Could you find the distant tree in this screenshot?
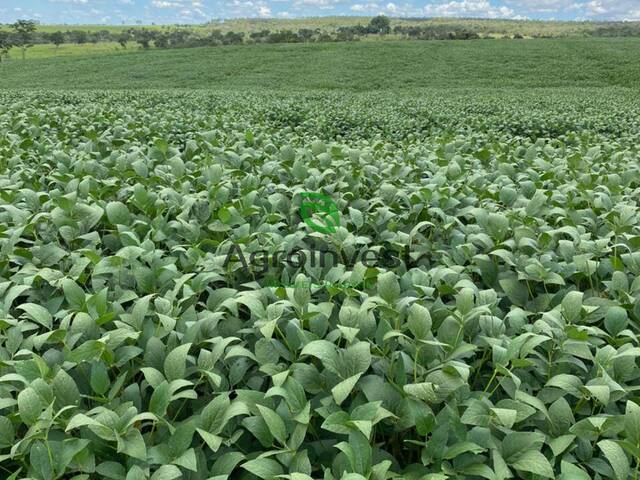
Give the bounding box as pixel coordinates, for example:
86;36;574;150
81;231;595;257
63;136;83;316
298;28;314;42
134;29;155;49
250;29;271;43
0;31;12;63
97;30;112;42
222;31;244;45
336;27;356;42
12;19;37;60
50;31;65;50
169;29;192;47
368;15;391;35
74;31;88;44
154;32;170;48
117;31;132;49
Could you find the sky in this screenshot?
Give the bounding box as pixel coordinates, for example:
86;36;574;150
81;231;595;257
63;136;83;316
0;0;639;24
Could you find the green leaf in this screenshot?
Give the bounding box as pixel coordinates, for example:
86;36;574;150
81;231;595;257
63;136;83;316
546;374;583;397
174;448;197;471
90;361;110;395
604;306;628;336
18;387;44;426
407;302;432;340
150;465;182;480
403;382;438;403
149;381;171;417
30;441;53;480
561;291;583;323
584;384;610;405
62;278;85;310
197;428;223;452
498;278;528;307
502;431;545;461
626;401;640;445
256;405;287;445
212;452;245;476
164;343;192;382
490;407;517;428
548;434;576;457
126;466;147;480
284;474;314;480
105;201;131;225
242;458;284;479
332;373;362;406
598;439;630;480
117;428;147;461
377;271;400;304
559;461;590;480
66;413;103;431
487;213;509;240
18;303;52;329
200;394;231;433
510;450;554;479
52;369;80;407
300;340;336;365
443;441;486;460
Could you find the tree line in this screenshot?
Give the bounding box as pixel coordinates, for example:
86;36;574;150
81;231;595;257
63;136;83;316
1;17;392;60
2;16;640;61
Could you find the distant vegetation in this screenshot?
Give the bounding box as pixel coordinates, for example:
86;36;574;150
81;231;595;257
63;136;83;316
1;37;639;91
2;16;640;60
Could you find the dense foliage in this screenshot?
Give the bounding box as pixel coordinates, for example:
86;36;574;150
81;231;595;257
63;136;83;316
3;15;640;60
1;90;640;479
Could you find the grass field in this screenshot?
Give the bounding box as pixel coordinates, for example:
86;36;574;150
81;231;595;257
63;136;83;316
1;37;639;90
4;42;136;60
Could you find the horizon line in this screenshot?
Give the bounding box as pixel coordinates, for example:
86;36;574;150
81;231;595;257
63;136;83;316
2;16;640;27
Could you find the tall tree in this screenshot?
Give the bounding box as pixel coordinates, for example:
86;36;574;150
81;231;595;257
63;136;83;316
12;19;37;60
0;30;13;63
134;29;155;49
368;15;391;35
0;31;11;63
117;31;132;49
50;31;65;50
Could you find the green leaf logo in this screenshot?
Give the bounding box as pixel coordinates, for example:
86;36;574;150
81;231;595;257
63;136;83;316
299;192;341;234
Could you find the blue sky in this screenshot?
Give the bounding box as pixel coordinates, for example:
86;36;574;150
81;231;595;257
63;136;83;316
0;0;638;24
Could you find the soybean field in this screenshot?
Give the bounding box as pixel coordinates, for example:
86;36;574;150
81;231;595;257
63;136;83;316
1;87;640;480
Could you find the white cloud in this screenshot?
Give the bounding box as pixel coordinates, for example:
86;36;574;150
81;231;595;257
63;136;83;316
424;0;516;18
293;0;342;9
150;0;205;9
504;0;574;12
48;0;89;4
506;0;640;19
222;0;275;18
151;0;181;7
258;4;271;15
582;0;607;15
350;2;379;11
